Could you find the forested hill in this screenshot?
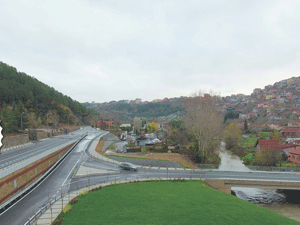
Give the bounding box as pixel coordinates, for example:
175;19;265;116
0;62;96;134
85;100;185;122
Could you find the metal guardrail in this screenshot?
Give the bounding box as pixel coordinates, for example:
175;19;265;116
0;133;88;217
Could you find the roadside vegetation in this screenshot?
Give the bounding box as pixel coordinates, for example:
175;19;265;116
57;180;298;225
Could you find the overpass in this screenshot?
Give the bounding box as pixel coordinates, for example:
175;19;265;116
206;179;300;194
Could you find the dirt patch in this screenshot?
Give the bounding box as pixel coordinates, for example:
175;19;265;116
95;139;197;168
105;152;197;169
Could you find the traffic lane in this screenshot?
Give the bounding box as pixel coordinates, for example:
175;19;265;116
0;135;91;225
0;128;89;167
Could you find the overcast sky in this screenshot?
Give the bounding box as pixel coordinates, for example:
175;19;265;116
1;0;300;103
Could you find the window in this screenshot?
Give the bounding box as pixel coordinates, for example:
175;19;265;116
297;157;300;161
292;156;295;159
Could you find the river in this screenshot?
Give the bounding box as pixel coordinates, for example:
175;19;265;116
219;144;300;222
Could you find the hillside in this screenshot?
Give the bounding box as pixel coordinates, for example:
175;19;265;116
0;62;97;134
219;76;300;126
85;99;185;122
85;76;300;126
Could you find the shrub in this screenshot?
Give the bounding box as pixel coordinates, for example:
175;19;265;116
79;190;88;196
141;146;147;153
70;197;78;205
63;204;72;214
52;216;63;225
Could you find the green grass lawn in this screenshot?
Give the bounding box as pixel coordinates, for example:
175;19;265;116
105;154;168;161
238;137;258;148
60;181;299;225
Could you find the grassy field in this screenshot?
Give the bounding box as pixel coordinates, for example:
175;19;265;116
60;181;299;225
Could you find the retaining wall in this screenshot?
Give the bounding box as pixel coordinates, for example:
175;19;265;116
0;143;73;205
2;134;29;149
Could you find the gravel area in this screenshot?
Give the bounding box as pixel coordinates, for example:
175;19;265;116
107;156;184;168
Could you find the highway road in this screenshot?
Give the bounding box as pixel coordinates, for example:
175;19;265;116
1;130;300;224
0;127;91;169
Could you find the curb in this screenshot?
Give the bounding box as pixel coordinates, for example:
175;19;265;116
1;142;35;154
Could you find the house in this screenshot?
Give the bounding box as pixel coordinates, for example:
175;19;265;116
280;128;300;138
287;121;300;127
255;139;281;151
120;124;131;128
269;124;281;130
289;147;300;164
281;144;297;156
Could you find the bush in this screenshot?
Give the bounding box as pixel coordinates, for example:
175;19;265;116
52;216;63;225
79;190;88;196
242;153;254;165
231;145;247;158
70;197;79;205
63;204;72;214
141;147;147;153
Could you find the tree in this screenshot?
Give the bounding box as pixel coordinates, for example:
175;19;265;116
254;148;281;166
244;119;249;133
223;123;242;150
146;122;159;133
184;92;224;163
47;110;60;126
132;117;142;134
270;130;280;140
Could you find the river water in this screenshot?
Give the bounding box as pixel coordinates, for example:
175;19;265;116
219;144;300;222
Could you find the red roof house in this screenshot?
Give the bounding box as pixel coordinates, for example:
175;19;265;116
281;128;300;137
255;139;281;151
289;147;300;164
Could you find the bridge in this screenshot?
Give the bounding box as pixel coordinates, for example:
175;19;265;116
206;179;300;194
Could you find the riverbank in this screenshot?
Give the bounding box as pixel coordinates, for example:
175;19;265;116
219;147;300;222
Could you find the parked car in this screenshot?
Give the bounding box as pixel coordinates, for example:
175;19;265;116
119;162;138;171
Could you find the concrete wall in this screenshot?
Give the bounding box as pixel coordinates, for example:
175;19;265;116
0;143;73;205
2;134;29;149
206;179;300;195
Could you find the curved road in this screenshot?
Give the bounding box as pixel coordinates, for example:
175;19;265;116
0;127;92;169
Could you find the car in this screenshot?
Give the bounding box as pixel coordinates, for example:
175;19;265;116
119;162;138;171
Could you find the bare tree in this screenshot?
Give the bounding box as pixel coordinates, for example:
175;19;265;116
184;92;224;162
132;117;142;134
